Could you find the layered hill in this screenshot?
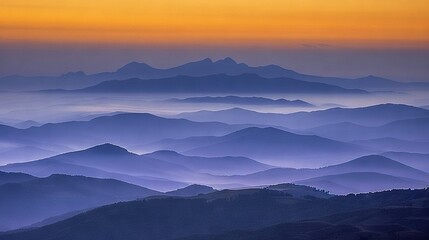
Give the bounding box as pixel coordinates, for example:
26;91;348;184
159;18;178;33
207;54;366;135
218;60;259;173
176;104;429;129
0;174;159;231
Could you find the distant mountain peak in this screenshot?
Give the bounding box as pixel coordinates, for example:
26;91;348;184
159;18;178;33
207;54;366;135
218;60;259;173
117;61;156;73
201;58;213;63
363;103;428;112
85;143;130;155
184;58;214;66
355;75;397;84
166;184;216;197
215;57;237;65
92;112;162;122
228;127;291;138
339;155;410;168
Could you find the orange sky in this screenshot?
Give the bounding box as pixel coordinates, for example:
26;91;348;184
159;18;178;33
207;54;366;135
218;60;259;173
1;0;429;49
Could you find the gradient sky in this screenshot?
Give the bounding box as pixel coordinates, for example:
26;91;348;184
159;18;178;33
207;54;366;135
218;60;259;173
1;0;429;81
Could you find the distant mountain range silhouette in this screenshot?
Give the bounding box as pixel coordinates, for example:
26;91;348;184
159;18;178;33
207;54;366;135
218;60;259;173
176;103;429;129
2;57;428;91
168;96;314;107
77;73;366;94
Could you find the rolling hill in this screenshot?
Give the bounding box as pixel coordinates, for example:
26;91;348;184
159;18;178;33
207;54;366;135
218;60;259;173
176;104;429;129
0;174;159;231
308;117;429;141
295;172;428;195
381;152;429;172
226;155;429;188
0;113;241;158
351;137;429;153
0;144;191;191
161;127;368;167
144;150;272;175
165;184;216;197
0;171;36;186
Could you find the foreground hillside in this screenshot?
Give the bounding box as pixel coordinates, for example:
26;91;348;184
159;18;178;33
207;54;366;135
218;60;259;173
180;208;429;240
1;188;427;240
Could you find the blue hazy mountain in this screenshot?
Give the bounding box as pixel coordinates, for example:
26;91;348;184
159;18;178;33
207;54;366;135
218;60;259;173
24;209;89;230
86;58;429;91
382;152;429;172
228;155;429;187
78;74;367;94
0;146;58;164
168;96;314;107
0;171;36;186
0;144;192;191
308;117;429;141
176;104;429;129
352;137;429;153
3;57;426;91
0;174;159;231
320;155;429;180
145;150;272;175
14;120;42;129
295;172;428;195
0;144;271;189
153;127;368;166
1;188;427;240
0;113;241;155
265;183;331;199
165;184;216;197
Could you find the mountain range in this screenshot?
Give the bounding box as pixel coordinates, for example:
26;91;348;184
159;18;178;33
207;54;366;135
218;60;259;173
144;150;272;175
225;155;429;191
144;127;369;167
3;144;426;194
0;113;242;163
0;144;192;191
175;103;429;129
168;96;314;107
295;172;427;195
0;144;272;190
2;58;427;91
308;117;429;141
76;73;366;94
1;55;429;240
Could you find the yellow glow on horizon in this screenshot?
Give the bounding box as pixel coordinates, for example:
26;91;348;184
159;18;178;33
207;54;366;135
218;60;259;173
1;0;429;49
